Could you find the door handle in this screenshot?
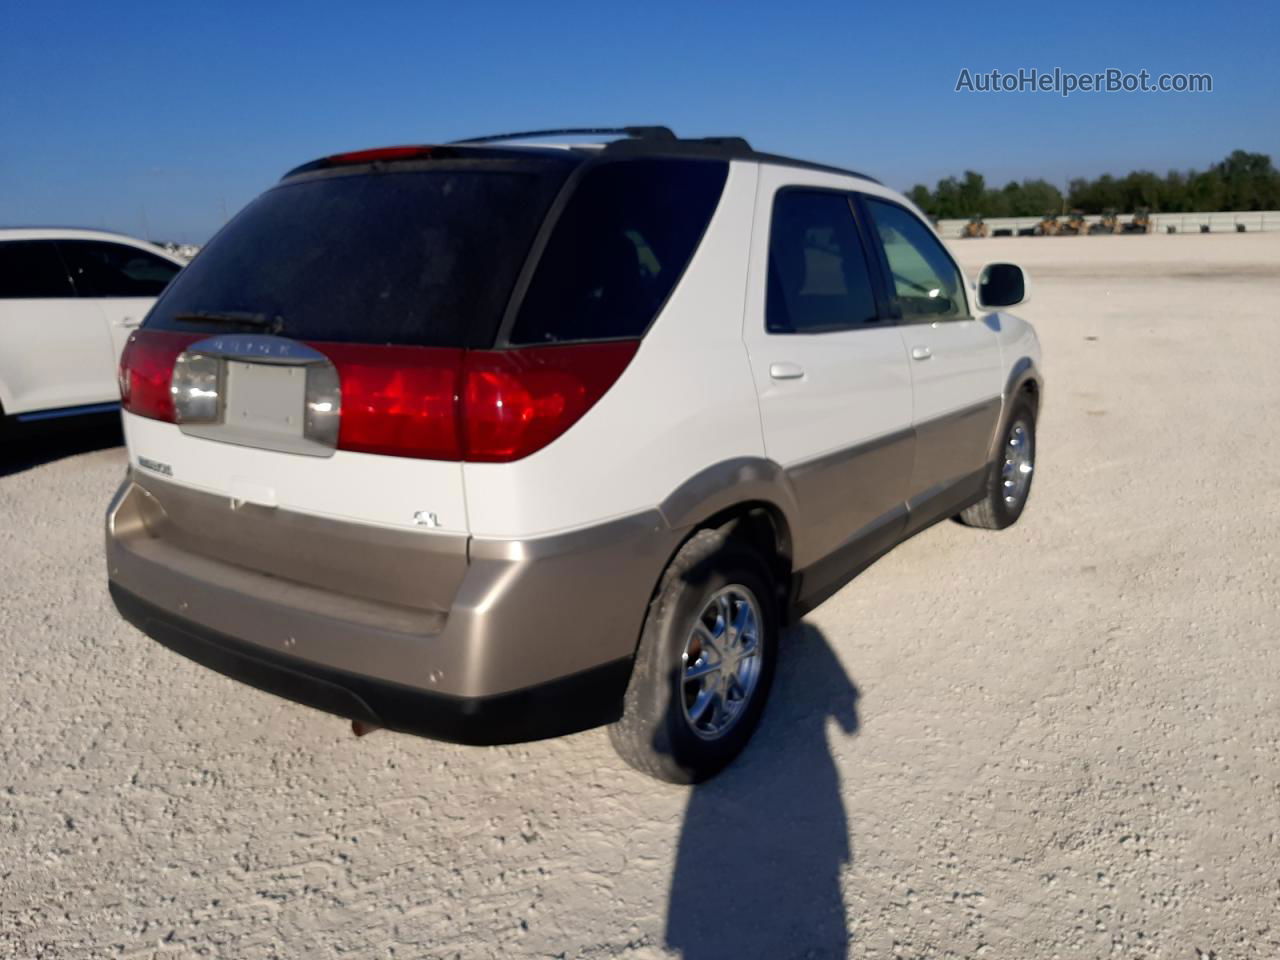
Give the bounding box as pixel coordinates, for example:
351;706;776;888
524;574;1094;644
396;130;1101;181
910;345;932;361
769;362;805;380
117;316;142;329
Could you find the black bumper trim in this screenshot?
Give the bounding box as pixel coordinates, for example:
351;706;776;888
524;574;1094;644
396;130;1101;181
110;583;631;746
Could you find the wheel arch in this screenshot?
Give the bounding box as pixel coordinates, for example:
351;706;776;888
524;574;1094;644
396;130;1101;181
987;356;1043;462
653;458;801;619
1005;355;1043;402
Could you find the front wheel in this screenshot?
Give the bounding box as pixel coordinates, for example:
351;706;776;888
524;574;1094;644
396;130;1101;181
957;396;1037;530
609;529;779;784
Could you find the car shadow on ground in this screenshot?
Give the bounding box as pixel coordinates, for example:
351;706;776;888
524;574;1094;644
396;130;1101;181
0;414;123;477
665;623;860;959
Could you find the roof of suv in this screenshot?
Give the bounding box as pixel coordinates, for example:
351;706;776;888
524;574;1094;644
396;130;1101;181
0;228;186;267
0;226;169;246
285;127;883;185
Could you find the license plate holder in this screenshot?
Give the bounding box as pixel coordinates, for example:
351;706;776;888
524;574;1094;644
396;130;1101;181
223;360;308;442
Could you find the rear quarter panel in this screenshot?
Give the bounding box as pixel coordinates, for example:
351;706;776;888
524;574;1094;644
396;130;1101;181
462;161;766;539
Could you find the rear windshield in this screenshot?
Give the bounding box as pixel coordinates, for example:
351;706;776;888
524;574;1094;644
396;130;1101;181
145;161;572;347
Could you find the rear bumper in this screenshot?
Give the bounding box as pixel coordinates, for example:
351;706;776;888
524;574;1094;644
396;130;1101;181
109;583;631;744
106;474;681;743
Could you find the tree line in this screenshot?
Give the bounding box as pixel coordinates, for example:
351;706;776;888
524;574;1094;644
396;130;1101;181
906;150;1280;219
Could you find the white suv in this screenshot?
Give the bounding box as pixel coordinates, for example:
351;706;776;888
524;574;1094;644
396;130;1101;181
105;128;1042;783
0;228;183;425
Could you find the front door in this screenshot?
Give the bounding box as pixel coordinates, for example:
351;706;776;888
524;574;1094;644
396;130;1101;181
859;196;1003;503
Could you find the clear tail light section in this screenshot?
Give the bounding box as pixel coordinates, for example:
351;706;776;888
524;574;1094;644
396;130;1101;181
171;352;222;424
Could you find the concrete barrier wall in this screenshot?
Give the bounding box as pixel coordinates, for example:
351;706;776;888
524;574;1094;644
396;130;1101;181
936;210;1280;239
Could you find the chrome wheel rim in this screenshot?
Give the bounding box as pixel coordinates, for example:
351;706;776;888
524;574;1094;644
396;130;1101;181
680;585;764;741
1001;419;1034;506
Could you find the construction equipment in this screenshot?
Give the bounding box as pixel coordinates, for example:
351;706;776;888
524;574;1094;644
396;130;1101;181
1121;207;1153;234
1090;208;1120;234
1059;210;1088;235
961;215;989;238
1036;213;1061;236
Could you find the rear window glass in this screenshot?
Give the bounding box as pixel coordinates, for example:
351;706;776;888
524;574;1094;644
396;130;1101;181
0;240;75;299
508;158;728;344
145;163;572;347
767;190;881;333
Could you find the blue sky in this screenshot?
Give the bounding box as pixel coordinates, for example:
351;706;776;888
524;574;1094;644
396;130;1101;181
2;0;1277;241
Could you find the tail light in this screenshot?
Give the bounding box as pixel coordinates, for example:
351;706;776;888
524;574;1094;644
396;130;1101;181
118;330;204;422
321;340;637;462
319;344;464;460
118;331;638;463
459;343;638;462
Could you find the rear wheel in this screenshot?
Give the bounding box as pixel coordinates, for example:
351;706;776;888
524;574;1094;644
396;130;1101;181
957;395;1036;530
609;529;778;784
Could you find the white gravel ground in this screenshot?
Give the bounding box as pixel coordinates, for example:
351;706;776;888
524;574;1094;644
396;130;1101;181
2;233;1279;959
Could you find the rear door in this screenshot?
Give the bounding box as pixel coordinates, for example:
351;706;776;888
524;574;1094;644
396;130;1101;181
0;239;117;414
859;195;1003;502
57;239;182;362
742;168;914;570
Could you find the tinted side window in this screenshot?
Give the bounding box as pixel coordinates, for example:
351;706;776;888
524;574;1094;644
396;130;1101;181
863;198;966;320
766;190;880;334
58;241;181;297
508;158;728;344
0;240;76;299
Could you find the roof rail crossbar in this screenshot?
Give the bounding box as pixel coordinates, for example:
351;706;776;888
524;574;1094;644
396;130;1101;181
450;126;676;145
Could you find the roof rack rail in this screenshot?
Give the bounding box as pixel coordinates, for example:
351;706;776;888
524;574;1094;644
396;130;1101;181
450;126;677;145
597;134;880;184
347;126;880;186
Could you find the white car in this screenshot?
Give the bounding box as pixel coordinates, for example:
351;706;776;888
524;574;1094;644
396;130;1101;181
0;228;183;425
105;127;1042;782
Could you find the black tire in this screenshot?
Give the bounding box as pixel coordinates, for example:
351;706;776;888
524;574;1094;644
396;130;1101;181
957;395;1037;530
609;529;779;784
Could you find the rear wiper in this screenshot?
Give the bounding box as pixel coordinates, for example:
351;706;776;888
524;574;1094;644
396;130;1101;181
172;311;283;333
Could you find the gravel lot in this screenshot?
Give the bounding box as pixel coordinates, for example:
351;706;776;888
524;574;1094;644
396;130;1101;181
3;233;1278;959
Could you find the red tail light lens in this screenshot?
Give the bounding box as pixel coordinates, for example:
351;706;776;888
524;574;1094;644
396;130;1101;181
119;330;204;422
317;340;637;462
461;342;638;462
320;344;465;460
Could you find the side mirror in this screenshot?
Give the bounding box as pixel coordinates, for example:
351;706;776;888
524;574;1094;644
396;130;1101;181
976;262;1031;309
